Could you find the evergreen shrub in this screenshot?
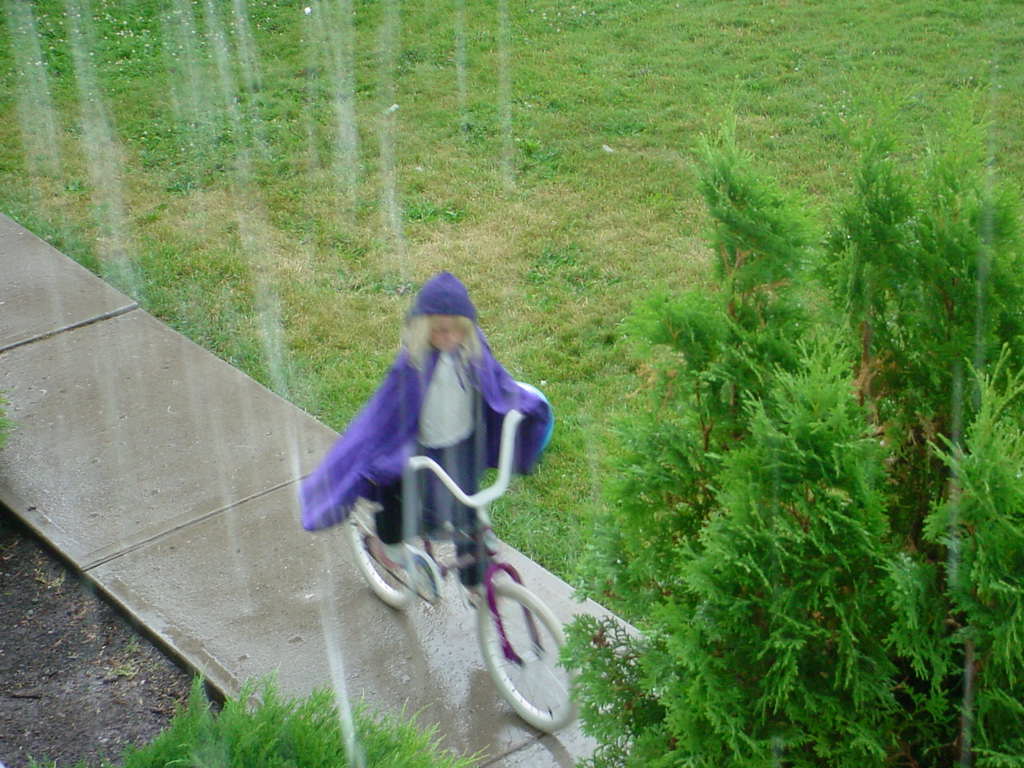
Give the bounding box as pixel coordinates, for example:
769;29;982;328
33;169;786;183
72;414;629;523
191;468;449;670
567;120;1024;767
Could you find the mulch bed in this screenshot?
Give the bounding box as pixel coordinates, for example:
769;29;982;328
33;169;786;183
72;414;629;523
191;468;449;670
1;512;193;768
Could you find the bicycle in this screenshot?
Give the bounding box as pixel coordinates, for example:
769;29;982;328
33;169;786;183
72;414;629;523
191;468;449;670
344;409;576;733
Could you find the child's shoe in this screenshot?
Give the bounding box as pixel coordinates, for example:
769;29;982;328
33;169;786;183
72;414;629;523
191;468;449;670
381;542;407;569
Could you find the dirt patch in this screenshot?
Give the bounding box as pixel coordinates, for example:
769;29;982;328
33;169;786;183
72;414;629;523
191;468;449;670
1;511;193;768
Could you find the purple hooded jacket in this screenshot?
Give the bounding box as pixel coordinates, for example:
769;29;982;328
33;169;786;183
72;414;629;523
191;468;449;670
300;273;552;532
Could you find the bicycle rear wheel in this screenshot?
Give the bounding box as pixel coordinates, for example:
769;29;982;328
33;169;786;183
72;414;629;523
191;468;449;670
476;579;576;732
346;502;412;610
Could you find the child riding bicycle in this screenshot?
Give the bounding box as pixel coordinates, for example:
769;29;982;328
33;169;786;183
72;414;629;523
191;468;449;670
300;272;552;595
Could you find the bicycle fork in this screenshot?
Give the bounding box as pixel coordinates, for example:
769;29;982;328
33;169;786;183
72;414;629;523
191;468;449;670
484;562;546;666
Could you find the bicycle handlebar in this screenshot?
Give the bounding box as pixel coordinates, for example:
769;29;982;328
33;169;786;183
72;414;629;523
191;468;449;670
406;409;525;520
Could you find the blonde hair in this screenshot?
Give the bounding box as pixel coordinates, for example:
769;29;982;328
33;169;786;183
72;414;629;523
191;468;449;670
402;314;482;369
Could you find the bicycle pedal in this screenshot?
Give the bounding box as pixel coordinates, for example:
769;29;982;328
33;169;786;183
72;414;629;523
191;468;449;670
408;549;442;604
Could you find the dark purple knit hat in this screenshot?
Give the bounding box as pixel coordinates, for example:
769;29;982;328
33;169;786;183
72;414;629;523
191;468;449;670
409;272;477;321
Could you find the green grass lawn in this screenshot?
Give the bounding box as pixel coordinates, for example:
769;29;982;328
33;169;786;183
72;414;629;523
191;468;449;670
1;0;1022;582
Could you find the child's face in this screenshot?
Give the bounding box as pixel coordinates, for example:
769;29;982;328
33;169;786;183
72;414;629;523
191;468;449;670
429;314;466;353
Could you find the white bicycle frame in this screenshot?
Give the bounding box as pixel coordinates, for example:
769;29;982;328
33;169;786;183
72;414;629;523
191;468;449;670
401;408;524;536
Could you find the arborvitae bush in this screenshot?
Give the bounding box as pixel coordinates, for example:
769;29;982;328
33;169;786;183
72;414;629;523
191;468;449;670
567;120;1024;766
579;133;816;619
923;357;1024;764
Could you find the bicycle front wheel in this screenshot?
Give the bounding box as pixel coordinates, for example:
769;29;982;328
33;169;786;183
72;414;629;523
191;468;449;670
345;503;412;610
476;579;576;732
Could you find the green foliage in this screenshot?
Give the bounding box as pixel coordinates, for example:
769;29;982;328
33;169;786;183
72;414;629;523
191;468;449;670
698;129;817;299
827;122;1024;548
657;338;897;766
924;356;1024;765
563;616;669;768
31;677;473;768
0;391;12;449
569;119;1024;766
0;393;9;448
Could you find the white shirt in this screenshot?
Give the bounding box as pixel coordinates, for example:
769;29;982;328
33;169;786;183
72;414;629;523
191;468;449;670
419;352;474;448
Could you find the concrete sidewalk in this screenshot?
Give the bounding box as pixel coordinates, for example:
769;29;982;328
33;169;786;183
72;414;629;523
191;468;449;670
0;213;609;766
